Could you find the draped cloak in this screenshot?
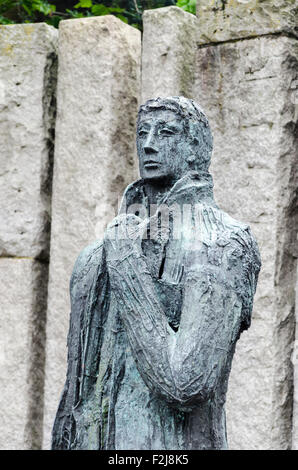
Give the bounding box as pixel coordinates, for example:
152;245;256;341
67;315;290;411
52;171;261;450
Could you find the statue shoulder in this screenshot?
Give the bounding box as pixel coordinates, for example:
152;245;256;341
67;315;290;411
213;207;261;266
212;209;261;332
70;239;104;293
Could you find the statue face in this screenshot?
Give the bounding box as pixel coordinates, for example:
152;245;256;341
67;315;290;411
137;109;189;184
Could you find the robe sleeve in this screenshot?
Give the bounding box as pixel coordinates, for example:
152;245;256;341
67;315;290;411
105;224;261;410
51;240;108;449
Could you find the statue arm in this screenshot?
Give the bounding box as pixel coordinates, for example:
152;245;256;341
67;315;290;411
105;221;260;409
106;246;180;404
171;227;261;405
51;241;107;449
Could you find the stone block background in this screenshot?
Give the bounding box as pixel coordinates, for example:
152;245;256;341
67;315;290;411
0;5;297;450
0;23;57;260
0;23;58;450
194;34;297;450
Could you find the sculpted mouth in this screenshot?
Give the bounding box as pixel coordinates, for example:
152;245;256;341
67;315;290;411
144;160;161;168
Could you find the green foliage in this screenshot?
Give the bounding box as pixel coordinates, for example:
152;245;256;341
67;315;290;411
176;0;195;15
0;0;195;30
0;1;56;21
75;0;93;7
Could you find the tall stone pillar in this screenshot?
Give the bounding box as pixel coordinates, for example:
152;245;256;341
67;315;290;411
194;33;297;451
142;5;297;449
0;23;58;449
142;6;198;102
195;1;298;450
43;16;141;449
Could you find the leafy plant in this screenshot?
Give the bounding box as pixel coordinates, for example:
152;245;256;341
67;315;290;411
0;0;195;30
176;0;196;15
0;0;56;22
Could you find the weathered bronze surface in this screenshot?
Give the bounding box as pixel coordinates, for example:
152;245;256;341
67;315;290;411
52;97;261;450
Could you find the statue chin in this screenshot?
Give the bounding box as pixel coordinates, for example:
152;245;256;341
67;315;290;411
142;174;169;183
140;168;177;186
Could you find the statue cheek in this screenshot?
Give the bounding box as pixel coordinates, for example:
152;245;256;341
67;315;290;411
174;141;185;157
136;143;144;158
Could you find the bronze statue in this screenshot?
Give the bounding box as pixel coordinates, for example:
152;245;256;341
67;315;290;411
52;96;261;450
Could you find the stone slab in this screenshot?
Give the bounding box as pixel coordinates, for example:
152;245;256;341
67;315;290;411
194;35;297;449
142;6;199;103
43;16;141;449
196;0;298;44
0;23;58;259
0;258;48;450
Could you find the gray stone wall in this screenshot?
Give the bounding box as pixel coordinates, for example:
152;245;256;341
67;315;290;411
196;0;298;43
0;5;297;450
293;263;298;449
0;259;48;450
141;7;198;102
0;23;58;449
0;23;57;259
195;34;297;450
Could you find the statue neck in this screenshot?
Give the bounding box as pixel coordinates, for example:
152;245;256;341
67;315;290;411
142;170;215;208
119;170;216;218
142;179;175;206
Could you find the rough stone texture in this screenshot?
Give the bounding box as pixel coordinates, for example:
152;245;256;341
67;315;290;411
196;0;298;44
141;6;298;449
292;262;298;450
0;258;48;450
0;23;58;259
194;36;298;449
142;7;199;103
0;23;57;450
43;16;141;449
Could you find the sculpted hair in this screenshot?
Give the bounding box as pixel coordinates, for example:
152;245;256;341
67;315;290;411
138;96;213;172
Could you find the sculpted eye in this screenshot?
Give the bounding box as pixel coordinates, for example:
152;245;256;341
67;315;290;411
138;129;148;136
159;128;175;136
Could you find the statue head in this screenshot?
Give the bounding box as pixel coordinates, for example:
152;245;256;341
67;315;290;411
137;96;213;185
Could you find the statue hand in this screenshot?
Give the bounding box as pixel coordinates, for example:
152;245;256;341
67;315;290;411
143;211;170;244
103;214;148;267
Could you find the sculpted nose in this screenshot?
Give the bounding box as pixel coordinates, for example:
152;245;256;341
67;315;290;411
144;132;158;153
